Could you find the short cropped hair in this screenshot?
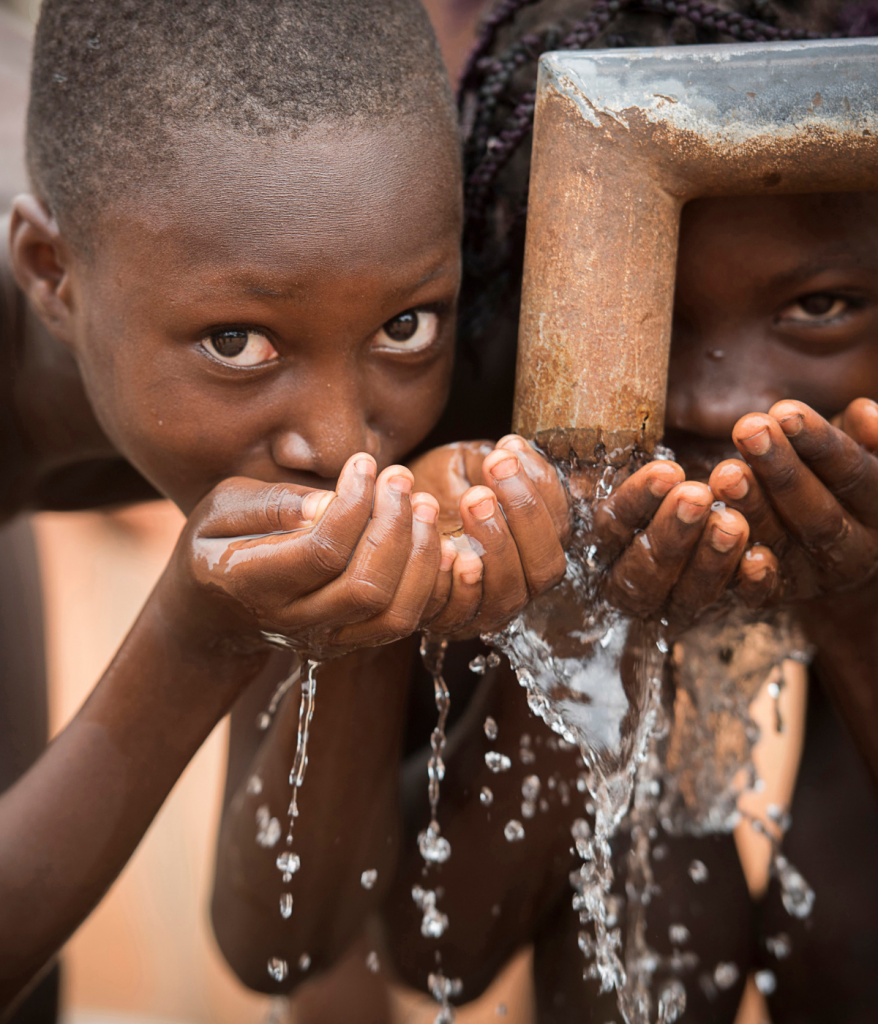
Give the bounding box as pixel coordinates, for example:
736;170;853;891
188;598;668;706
27;0;456;246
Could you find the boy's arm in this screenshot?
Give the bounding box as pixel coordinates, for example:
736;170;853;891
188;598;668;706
211;639;414;992
0;571;271;1014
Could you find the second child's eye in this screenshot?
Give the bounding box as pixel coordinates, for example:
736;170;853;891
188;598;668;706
373;310;439;353
202;330;279;366
779;293;853;324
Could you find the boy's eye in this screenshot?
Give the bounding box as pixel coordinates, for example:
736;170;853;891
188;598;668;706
202;329;279;366
779;293;852;324
373;309;439;353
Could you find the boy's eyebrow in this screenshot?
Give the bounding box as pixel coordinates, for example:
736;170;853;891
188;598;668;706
765;249;878;290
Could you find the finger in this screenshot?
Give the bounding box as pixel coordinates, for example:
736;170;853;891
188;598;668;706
459;485;529;631
732;413;877;576
283;466;416;629
482;448;566;595
335;492;441;645
196;456;376;595
592;460;686;563
769;399;878;528
708;460;788;551
736;544;783;608
421;537;456;623
841;397;878;453
604;481;712;616
425;537;484;635
496;435;572;543
667;506;749;624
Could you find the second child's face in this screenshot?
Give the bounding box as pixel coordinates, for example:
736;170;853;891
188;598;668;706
666;192;878;477
65;123;462;514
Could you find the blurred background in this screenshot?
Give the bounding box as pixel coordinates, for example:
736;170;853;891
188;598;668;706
0;1;530;1021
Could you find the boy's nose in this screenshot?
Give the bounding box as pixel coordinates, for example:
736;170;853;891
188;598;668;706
271;413;381;481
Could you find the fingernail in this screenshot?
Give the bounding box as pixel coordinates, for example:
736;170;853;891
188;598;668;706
468;497;495;521
413;502;438;525
710;525;739;553
746;563;769;581
388;474;412;494
301;491;323;521
490;456;519;481
647;474;675;499
498;435;528;451
739;428;771;456
721;469;749;500
355;457;376;476
778;413;804;437
677;497;709;524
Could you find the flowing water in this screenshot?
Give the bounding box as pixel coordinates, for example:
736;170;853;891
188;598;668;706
266;658;320;984
481;455;814;1024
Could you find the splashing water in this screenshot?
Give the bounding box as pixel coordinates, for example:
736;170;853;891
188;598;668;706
419;637;453;867
484;455;814;1023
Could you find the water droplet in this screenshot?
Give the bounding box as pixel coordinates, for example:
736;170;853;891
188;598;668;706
279;892;293;918
496;1004;507;1016
668;923;690;945
298;953;311;971
571;818;592;841
656;637;669;654
413;886;449;938
487;652;501;668
483;716;498;740
657;978;687;1023
653;843;668;861
257;712;272;731
276;852;300;875
754;969;776;995
480;786;493;806
766;932;792;959
485;751;511;773
366;950;380;973
256;806;282;848
267;957;288;982
775;855;814;918
713;962;739;990
504;820;525;842
707;348;725;361
360;868;378;890
469;655;487;675
521;801;536;819
246;774;263;795
688;859;709;884
418;823;452;864
519;747;536;765
521;775;541;802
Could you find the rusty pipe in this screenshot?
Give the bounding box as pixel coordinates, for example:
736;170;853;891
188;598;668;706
513;39;878;463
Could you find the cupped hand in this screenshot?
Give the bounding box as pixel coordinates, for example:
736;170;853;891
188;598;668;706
581;459;751;632
409;437;571;636
709;398;878;608
166;453;445;658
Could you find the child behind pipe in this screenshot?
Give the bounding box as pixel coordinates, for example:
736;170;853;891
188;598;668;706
375;2;878;1022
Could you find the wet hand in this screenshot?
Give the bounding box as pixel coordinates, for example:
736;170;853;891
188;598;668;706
168;453;443;658
409;437;570;636
586;460;750;632
709;398;878;607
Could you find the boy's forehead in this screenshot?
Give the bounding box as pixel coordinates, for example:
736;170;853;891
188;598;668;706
682;192;878;262
92;121;462;276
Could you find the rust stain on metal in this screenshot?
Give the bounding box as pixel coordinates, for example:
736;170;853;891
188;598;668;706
513;40;878;463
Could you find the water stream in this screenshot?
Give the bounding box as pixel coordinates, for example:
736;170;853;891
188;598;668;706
482;456;814;1024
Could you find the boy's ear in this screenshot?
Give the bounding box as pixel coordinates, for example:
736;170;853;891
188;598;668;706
9;194;77;345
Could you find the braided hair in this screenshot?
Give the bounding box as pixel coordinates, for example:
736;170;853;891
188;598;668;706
455;0;877;377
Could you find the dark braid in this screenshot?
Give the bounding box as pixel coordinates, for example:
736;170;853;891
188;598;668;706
456;0;871;364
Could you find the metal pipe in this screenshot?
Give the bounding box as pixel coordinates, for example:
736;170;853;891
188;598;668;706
513;39;878;463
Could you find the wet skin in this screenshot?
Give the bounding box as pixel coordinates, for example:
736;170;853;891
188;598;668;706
384;191;878;1019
